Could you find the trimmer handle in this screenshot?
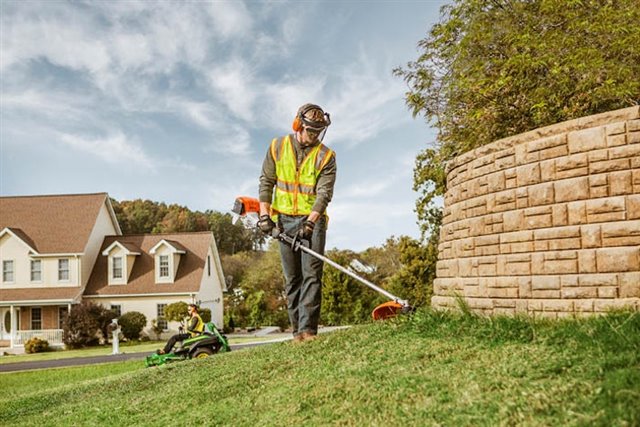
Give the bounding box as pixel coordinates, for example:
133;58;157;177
271;228;309;252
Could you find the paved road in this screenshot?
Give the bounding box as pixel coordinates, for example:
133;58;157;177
0;339;289;373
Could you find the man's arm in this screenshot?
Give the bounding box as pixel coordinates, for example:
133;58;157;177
309;155;337;222
259;148;276;217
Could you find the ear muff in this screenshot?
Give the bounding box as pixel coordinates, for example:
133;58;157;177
292;116;304;132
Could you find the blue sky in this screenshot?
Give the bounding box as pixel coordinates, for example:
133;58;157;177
1;0;446;251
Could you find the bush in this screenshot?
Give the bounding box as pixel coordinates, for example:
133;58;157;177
165;302;189;322
24;337;49;353
118;311;147;340
63;302;103;349
200;308;211;323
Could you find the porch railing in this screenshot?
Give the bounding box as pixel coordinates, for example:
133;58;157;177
14;329;64;345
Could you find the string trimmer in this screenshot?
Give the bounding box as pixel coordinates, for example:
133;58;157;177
231;196;413;320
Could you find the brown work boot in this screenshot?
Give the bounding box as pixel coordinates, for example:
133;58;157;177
300;331;317;342
292;334;305;343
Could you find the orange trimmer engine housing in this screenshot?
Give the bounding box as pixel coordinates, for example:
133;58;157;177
232;197;260;217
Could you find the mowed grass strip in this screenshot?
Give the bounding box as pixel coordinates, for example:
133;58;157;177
1;309;638;426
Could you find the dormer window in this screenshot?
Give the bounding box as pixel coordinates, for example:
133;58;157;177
159;255;169;278
112;257;123;279
31;260;42;282
102;241;140;285
58;259;70;281
149;239;187;284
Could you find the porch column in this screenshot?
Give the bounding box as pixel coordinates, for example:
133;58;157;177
9;305;15;348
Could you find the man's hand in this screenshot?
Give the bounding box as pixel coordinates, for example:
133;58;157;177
297;220;315;242
257;215;276;235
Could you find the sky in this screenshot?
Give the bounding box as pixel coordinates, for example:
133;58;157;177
0;0;447;251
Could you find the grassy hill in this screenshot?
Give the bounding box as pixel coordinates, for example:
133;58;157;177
1;309;639;426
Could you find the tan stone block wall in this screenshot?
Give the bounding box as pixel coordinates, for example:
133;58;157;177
433;106;640;316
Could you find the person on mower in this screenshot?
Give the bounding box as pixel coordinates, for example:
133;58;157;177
157;303;204;354
257;103;336;343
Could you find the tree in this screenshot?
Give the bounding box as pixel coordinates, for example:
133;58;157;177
118;311;147;340
165;302;189;323
207;211;262;255
394;0;640;236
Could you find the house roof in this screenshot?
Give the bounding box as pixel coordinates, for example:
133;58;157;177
102;240;141;256
0;287;83;305
84;232;216;297
0;193;120;254
2;228;39;252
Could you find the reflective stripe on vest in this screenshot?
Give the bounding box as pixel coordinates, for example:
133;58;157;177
270;134;334;217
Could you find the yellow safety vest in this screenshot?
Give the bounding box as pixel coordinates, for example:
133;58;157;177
187;313;204;337
270;134;334;220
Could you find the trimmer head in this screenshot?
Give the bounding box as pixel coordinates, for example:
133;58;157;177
372;301;414;320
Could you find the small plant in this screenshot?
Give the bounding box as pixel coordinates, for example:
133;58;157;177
118;311;147;340
24;337;49;353
151;318;165;340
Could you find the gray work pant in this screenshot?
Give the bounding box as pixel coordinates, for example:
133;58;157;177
278;214;326;336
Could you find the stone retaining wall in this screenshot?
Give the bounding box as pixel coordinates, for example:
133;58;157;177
432;106;640;317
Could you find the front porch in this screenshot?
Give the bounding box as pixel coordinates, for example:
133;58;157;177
0;304;70;349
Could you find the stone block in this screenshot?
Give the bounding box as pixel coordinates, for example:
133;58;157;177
606;122;627;136
607;134;627;147
515;143;539;166
478;258;497;276
619;272;640;298
586;197;626;223
588;149;609;163
511;241;534;253
487;172;506;192
458;258;476;277
517;163;541;186
629;119;640;132
540;159;556;182
556;153;588;179
568;126;606;153
598;287;618;299
539;145;568;161
543;300;574;312
610;144;640;160
487;288;518;298
529;183;554;206
568;201;588;225
561;275;579;287
581;224;602;249
543;252;579;275
532;275;560;290
525;206;553;229
609;171;633;195
590;159;630;174
594;299;638;312
578;250;597;273
596;247;640;272
575;299;594;312
601;221;640;247
437;259;459;278
495;155;516;170
519;277;532;298
552;204;568;226
629;131;640;144
497;254;531;276
466;298;494;310
528;300;543;311
532;290;561;299
503;210;525;232
555;177;589;202
580;273;619;287
562;287;598;299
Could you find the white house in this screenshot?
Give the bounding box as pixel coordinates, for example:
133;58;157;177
0;193;226;350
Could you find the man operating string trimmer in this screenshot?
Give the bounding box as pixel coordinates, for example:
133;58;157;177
257;103;336;343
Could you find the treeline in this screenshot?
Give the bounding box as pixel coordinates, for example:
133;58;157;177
111;198;437;329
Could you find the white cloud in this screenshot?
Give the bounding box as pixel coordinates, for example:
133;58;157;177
207;0;253;39
59;132;156;170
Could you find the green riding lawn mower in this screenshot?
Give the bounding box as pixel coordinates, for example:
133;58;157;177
145;322;230;367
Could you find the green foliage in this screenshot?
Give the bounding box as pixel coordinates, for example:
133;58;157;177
199;308;212;323
150;319;165;340
24;337;49;354
62;302;111;349
110;199;261;255
118;312;147;340
3;310;639;425
164;302;189;323
394;0;640;235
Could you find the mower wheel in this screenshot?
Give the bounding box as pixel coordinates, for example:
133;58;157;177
192;348;214;359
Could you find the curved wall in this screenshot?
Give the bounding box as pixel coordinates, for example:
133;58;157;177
432;106;640;317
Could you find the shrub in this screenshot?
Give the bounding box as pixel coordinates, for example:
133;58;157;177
200;308;211;323
24;337;49;353
165;302;189;322
151;319;165;340
63;302;103;349
118;311;147;340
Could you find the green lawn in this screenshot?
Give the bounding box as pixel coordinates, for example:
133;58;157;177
1;309;638;426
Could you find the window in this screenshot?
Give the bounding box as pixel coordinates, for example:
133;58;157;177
112;257;123;279
157;304;168;330
2;260;14;282
31;260;42;282
58;259;69;281
159;255;169;278
207;255;211;276
58;307;68;329
110;305;122;317
31;308;42;330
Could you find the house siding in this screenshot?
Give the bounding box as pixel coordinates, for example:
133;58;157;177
82;202;120;287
